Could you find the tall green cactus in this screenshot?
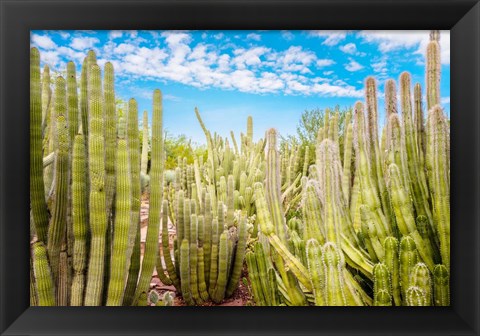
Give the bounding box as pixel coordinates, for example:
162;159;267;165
426;39;441;111
306;239;325;306
84;64;108;306
426;106;450;270
70;132;88;306
104;62;117;216
30;48;50;243
32;242;55;306
106;119;131;306
133;90;163;304
433;264;450;306
141;110;149;175
47;77;68;286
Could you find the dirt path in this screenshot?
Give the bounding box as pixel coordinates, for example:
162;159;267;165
140;194;252;306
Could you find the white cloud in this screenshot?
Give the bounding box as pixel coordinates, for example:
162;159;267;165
232;47;270;69
339;43;357;54
247;33;261;41
345;58;364;72
109;30;123;39
281;30;294;41
441;96;450;105
358;30;450;65
40;50;61;67
214;32;224;40
32;34;57;50
70;37;100;50
164;94;182;102
323;70;334;76
308;30;347;46
59;31;70;40
35;30;368;99
114;43;136;54
316;59;335;68
273;46;316;73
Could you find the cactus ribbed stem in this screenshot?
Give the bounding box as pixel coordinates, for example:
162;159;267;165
134;90;164;303
122;223;140;306
426;106;450;270
47;77;68;285
387;164;434;271
373;263;392;306
226;214;248;297
342;122;353;204
433;264;450;306
70;133;88;306
266;129;288;243
84;64;107;306
106;135;131;305
399;236;418;302
426;40;441;111
104;62;117;216
141;110;149;175
180;239;194;305
323;242;347;306
125;99;141;277
306;239;325;306
411;262;432;305
32;242;55;306
212;232;229;303
30;48;50;243
208;218;220;297
383;237;401;306
41;64;51;134
161;200;180;289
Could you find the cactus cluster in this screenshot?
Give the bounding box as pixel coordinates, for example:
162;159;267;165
30;48;165;306
243;32;449;306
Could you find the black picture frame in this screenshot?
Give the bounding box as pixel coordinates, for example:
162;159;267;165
1;0;479;335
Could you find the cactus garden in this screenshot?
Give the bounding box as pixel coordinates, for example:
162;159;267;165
30;30;450;306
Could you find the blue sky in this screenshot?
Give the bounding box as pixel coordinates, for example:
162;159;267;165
31;30;450;145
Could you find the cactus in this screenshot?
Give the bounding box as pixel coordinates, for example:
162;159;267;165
30;48;50;243
373;263;392;306
70;132;88;306
426;106;450;270
32;242;56;306
383;237;401;306
141;110;149;175
410;262;432;305
225;214;248;297
47;77;68;286
406;286;428;306
322;242;347;306
134;90;164;304
306;239;325;306
106;122;131;305
399;236;418;302
426;39;441;110
104;62;117;216
433;264;450;306
84;64;108;306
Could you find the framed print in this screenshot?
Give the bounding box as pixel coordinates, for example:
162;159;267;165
1;0;479;335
